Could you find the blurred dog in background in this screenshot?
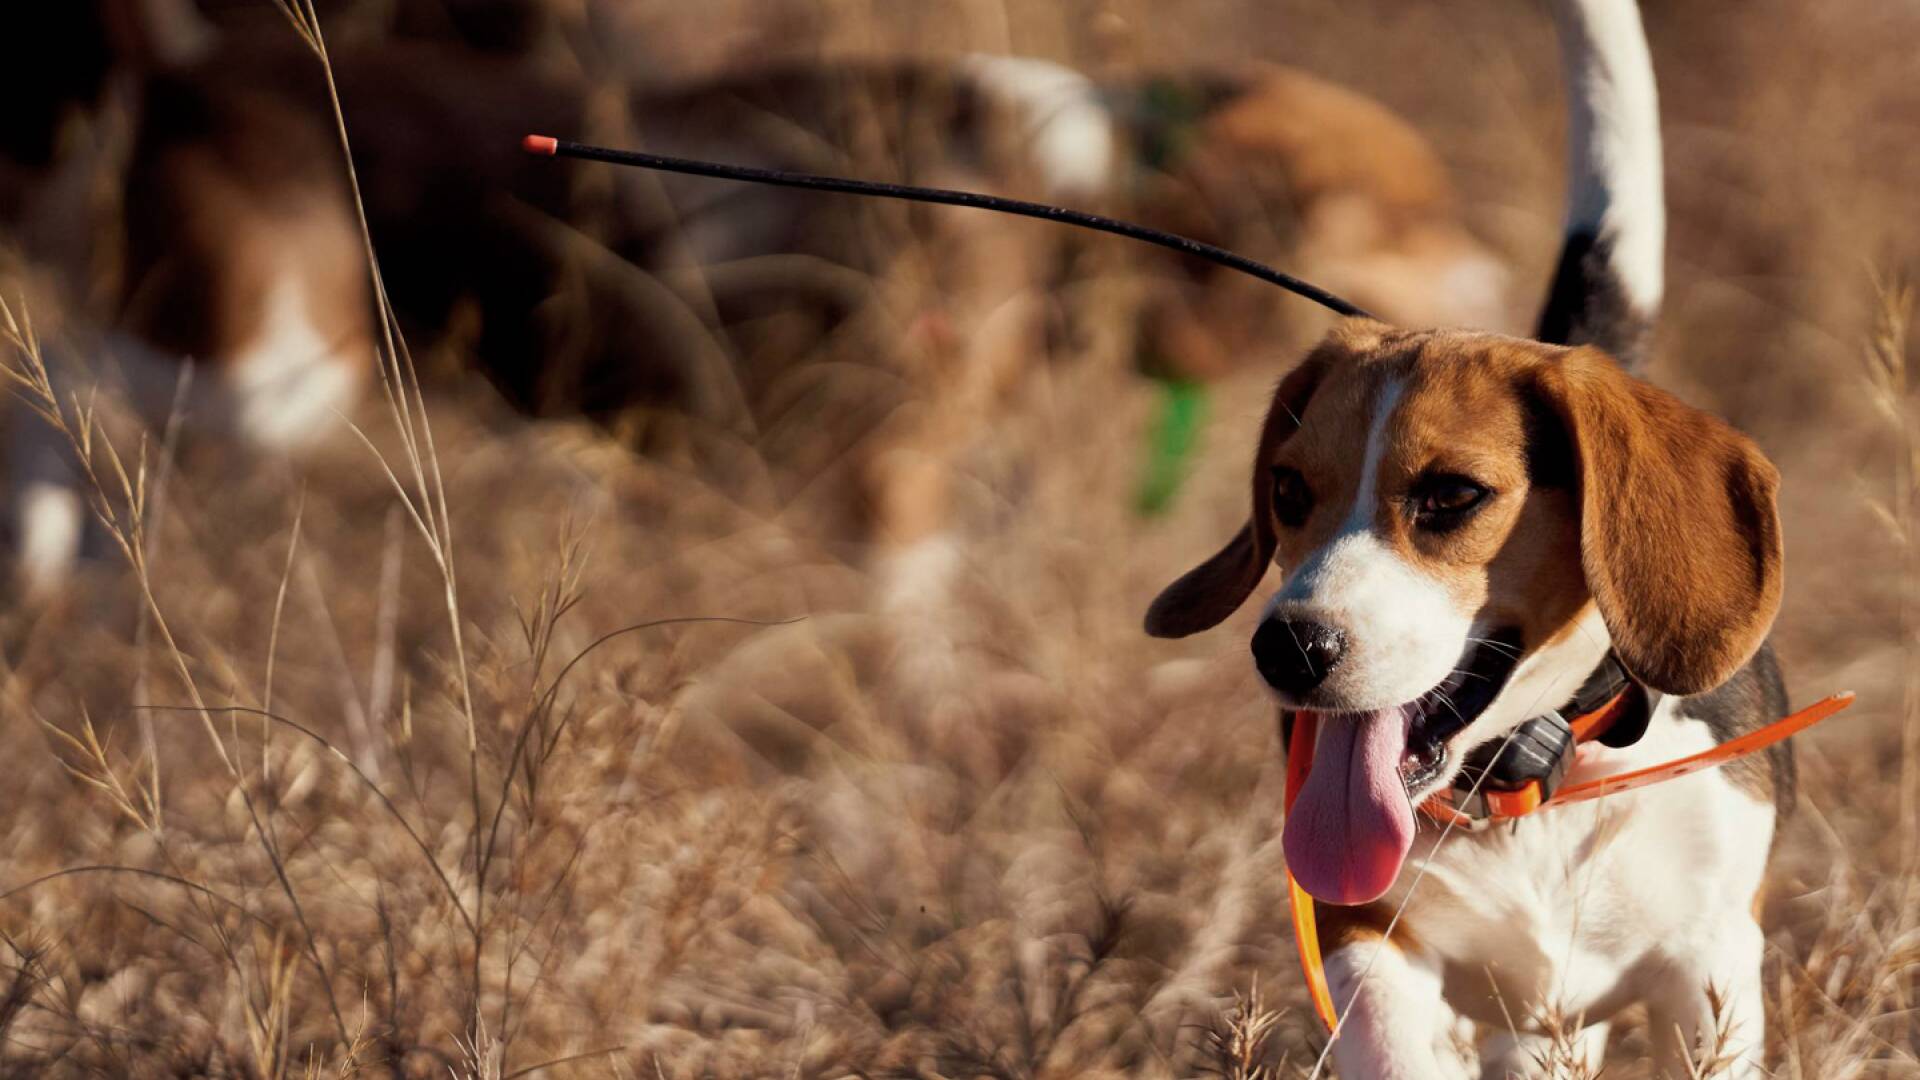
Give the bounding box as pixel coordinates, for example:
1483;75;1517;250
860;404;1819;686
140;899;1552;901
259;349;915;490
2;0;372;592
1116;64;1512;381
0;0;1511;604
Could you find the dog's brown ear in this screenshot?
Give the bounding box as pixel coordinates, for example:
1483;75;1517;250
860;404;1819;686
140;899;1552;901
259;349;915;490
1536;348;1783;695
1145;522;1271;638
1145;349;1333;638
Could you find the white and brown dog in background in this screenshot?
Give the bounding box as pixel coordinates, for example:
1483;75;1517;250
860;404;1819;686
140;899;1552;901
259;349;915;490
1147;0;1793;1076
2;0;373;595
3;0;1515;603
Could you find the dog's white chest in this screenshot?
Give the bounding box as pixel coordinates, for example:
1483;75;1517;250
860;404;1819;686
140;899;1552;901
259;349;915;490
1383;713;1777;1027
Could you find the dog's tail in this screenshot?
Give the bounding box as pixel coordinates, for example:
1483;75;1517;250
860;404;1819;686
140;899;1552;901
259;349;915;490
1537;0;1663;368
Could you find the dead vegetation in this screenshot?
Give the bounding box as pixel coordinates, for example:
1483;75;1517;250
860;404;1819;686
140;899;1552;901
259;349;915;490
0;1;1915;1077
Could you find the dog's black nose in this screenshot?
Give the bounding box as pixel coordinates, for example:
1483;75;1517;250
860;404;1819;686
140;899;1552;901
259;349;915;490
1252;619;1347;698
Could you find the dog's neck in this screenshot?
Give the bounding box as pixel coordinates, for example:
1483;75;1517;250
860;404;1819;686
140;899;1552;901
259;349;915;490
1459;604;1614;762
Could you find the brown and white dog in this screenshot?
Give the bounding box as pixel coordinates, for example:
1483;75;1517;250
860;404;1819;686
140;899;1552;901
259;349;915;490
1147;1;1791;1076
2;0;374;593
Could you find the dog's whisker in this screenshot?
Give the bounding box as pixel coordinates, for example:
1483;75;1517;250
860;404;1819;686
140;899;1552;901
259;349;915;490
1282;619;1317;678
1466;636;1524;659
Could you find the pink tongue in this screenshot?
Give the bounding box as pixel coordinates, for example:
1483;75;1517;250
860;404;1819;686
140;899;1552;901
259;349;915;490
1283;709;1415;905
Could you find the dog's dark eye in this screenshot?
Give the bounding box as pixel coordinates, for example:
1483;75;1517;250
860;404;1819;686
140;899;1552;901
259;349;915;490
1270;466;1313;527
1411;474;1490;528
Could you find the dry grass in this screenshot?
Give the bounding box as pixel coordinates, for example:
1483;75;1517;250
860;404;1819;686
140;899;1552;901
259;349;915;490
0;1;1916;1077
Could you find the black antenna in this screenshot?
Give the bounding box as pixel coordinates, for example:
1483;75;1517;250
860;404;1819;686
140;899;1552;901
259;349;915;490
523;135;1374;320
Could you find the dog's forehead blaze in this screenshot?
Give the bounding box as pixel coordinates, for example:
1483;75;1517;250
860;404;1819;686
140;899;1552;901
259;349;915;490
1265;333;1547;508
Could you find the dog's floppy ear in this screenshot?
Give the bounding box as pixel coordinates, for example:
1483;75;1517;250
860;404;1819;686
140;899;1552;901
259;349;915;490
1535;348;1783;695
1144;352;1330;638
1143;521;1271;638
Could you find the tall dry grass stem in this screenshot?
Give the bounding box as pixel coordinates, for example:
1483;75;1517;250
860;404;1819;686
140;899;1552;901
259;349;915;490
274;0;492;1038
1861;274;1917;861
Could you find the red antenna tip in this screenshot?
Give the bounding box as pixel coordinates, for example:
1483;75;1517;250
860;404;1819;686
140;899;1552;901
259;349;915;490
522;134;559;157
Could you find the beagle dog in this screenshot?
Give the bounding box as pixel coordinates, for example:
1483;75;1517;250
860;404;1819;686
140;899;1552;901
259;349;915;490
1147;1;1791;1076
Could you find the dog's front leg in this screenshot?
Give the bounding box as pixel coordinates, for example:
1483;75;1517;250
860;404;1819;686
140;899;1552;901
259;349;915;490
1647;915;1766;1079
1324;935;1474;1080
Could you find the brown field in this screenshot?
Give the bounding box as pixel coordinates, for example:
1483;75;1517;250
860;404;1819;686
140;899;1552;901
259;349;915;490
0;1;1916;1076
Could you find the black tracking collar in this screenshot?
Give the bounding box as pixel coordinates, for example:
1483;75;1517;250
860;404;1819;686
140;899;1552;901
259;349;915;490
1453;652;1657;807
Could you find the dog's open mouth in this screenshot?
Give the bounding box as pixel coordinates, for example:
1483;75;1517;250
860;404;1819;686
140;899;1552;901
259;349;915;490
1397;628;1525;795
1282;627;1524;906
